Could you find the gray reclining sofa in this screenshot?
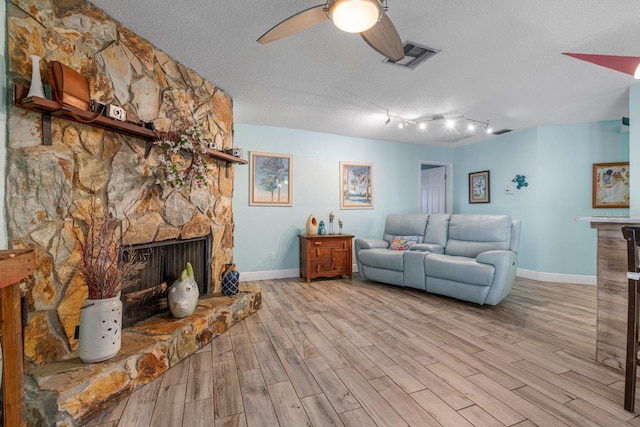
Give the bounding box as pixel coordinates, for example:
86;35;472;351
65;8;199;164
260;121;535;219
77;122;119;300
355;213;521;305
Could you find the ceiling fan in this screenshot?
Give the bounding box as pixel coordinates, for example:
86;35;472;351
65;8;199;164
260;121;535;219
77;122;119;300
257;0;405;62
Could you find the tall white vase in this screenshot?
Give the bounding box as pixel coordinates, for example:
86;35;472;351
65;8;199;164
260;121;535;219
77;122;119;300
78;295;122;363
26;55;45;99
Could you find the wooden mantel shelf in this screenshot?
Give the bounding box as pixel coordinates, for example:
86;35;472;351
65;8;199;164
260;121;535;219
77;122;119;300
0;248;36;427
12;85;247;169
13;84;157;142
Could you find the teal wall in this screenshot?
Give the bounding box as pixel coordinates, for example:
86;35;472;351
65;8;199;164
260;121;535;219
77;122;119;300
454;120;629;276
233;120;629;279
232;125;452;276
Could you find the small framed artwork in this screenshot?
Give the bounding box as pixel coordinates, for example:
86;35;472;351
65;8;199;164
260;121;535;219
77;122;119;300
250;152;292;206
340;161;373;209
592;162;630;208
469;170;490;204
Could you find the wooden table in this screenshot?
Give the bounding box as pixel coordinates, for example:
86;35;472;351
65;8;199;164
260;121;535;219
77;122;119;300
0;249;35;427
299;234;353;283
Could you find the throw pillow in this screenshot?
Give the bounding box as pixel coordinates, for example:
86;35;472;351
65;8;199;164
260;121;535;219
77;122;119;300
389;235;419;251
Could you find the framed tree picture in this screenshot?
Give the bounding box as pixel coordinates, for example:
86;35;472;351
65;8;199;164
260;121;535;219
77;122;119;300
250;152;292;206
340;161;373;209
592;162;630;208
469;170;490;203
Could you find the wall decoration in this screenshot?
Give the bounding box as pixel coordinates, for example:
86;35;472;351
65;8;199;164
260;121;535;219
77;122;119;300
469;170;490;203
340;161;374;209
593;162;630;208
512;174;528;189
250;152;292;206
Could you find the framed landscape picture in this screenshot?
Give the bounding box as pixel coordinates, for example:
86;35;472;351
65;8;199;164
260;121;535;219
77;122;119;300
340;161;373;209
469;170;490;204
592;162;630;208
250;152;292;206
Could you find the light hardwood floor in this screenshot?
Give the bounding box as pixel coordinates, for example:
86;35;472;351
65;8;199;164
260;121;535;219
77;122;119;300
85;276;640;426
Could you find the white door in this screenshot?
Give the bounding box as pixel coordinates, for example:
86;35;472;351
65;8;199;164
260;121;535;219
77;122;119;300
421;166;446;214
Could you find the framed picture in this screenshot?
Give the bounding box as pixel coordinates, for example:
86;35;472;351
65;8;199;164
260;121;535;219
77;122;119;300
250;152;292;206
592;162;630;208
340;161;373;209
469;170;490;203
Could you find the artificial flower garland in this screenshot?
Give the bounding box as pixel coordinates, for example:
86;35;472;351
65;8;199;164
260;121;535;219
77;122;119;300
152;123;211;190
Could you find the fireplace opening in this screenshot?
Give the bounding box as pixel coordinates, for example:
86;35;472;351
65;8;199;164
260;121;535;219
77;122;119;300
122;236;212;327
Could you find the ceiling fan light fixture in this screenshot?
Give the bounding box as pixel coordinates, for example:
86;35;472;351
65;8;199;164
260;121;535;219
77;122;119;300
329;0;382;33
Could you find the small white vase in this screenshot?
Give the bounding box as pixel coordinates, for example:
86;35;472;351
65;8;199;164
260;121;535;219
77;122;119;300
78;295;122;363
26;55;45;99
305;215;318;236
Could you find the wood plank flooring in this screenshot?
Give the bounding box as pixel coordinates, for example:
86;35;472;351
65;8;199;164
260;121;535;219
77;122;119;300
84;276;640;426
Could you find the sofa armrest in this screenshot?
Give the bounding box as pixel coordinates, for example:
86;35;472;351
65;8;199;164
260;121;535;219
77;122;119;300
354;239;389;251
410;243;444;254
476;250;518;305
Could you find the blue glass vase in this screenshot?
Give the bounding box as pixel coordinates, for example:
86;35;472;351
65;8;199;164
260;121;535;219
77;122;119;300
318;220;325;235
221;264;240;296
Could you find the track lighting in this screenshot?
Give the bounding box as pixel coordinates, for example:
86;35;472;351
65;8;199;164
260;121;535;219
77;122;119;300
382;111;495;136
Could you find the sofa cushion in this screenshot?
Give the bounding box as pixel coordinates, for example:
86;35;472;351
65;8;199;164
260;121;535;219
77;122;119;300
445;214;512;258
383;214;429;244
425;253;495;286
358;248;404;271
389;235;419;251
424;214;450;247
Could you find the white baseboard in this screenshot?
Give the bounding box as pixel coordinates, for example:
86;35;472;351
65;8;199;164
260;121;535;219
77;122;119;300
240;264;358;282
240;266;596;286
516;268;596;286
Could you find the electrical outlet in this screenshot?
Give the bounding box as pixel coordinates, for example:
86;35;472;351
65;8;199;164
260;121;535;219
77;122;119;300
270;251;277;260
505;185;514;194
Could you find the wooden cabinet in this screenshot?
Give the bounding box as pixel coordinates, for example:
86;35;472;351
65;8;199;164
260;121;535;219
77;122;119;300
299;234;353;283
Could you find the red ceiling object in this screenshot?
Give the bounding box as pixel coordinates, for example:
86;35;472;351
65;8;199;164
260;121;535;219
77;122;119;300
563;52;640;77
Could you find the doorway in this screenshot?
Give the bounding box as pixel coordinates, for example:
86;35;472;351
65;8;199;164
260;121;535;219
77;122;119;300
420;162;452;214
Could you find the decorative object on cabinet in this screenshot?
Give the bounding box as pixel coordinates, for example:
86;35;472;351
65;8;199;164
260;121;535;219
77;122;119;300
250;151;292;206
152;124;211;191
26;55;45;99
328;211;335;234
299;234;354;283
512;174;528;189
318;220;326;235
593;162;630;208
338;218;343;234
469;170;490;203
305;215;319;236
340;161;373;209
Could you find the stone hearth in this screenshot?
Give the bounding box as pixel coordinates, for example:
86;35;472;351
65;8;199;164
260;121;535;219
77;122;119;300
25;285;262;426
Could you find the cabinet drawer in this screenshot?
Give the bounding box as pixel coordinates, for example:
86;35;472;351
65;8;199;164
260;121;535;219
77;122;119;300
311;259;333;272
308;238;348;249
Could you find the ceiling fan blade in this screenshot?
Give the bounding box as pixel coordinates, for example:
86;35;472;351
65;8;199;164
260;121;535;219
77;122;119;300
360;14;404;61
258;5;328;44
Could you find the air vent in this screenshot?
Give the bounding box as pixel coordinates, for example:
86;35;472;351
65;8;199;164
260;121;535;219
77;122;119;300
383;41;440;69
492;129;513;135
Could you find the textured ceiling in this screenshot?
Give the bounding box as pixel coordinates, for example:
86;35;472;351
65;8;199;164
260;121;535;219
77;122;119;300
88;0;640;146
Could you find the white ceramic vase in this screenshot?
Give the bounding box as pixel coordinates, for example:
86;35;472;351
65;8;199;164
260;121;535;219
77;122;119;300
26;55;45;99
78;295;122;363
305;215;318;236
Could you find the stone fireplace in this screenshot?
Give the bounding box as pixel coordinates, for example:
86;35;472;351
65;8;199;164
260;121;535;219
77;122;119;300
4;2;259;423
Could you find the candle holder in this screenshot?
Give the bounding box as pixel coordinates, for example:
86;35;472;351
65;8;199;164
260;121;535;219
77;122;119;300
338;218;343;234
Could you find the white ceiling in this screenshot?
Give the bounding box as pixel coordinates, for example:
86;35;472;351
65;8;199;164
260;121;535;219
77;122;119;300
88;0;640;146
